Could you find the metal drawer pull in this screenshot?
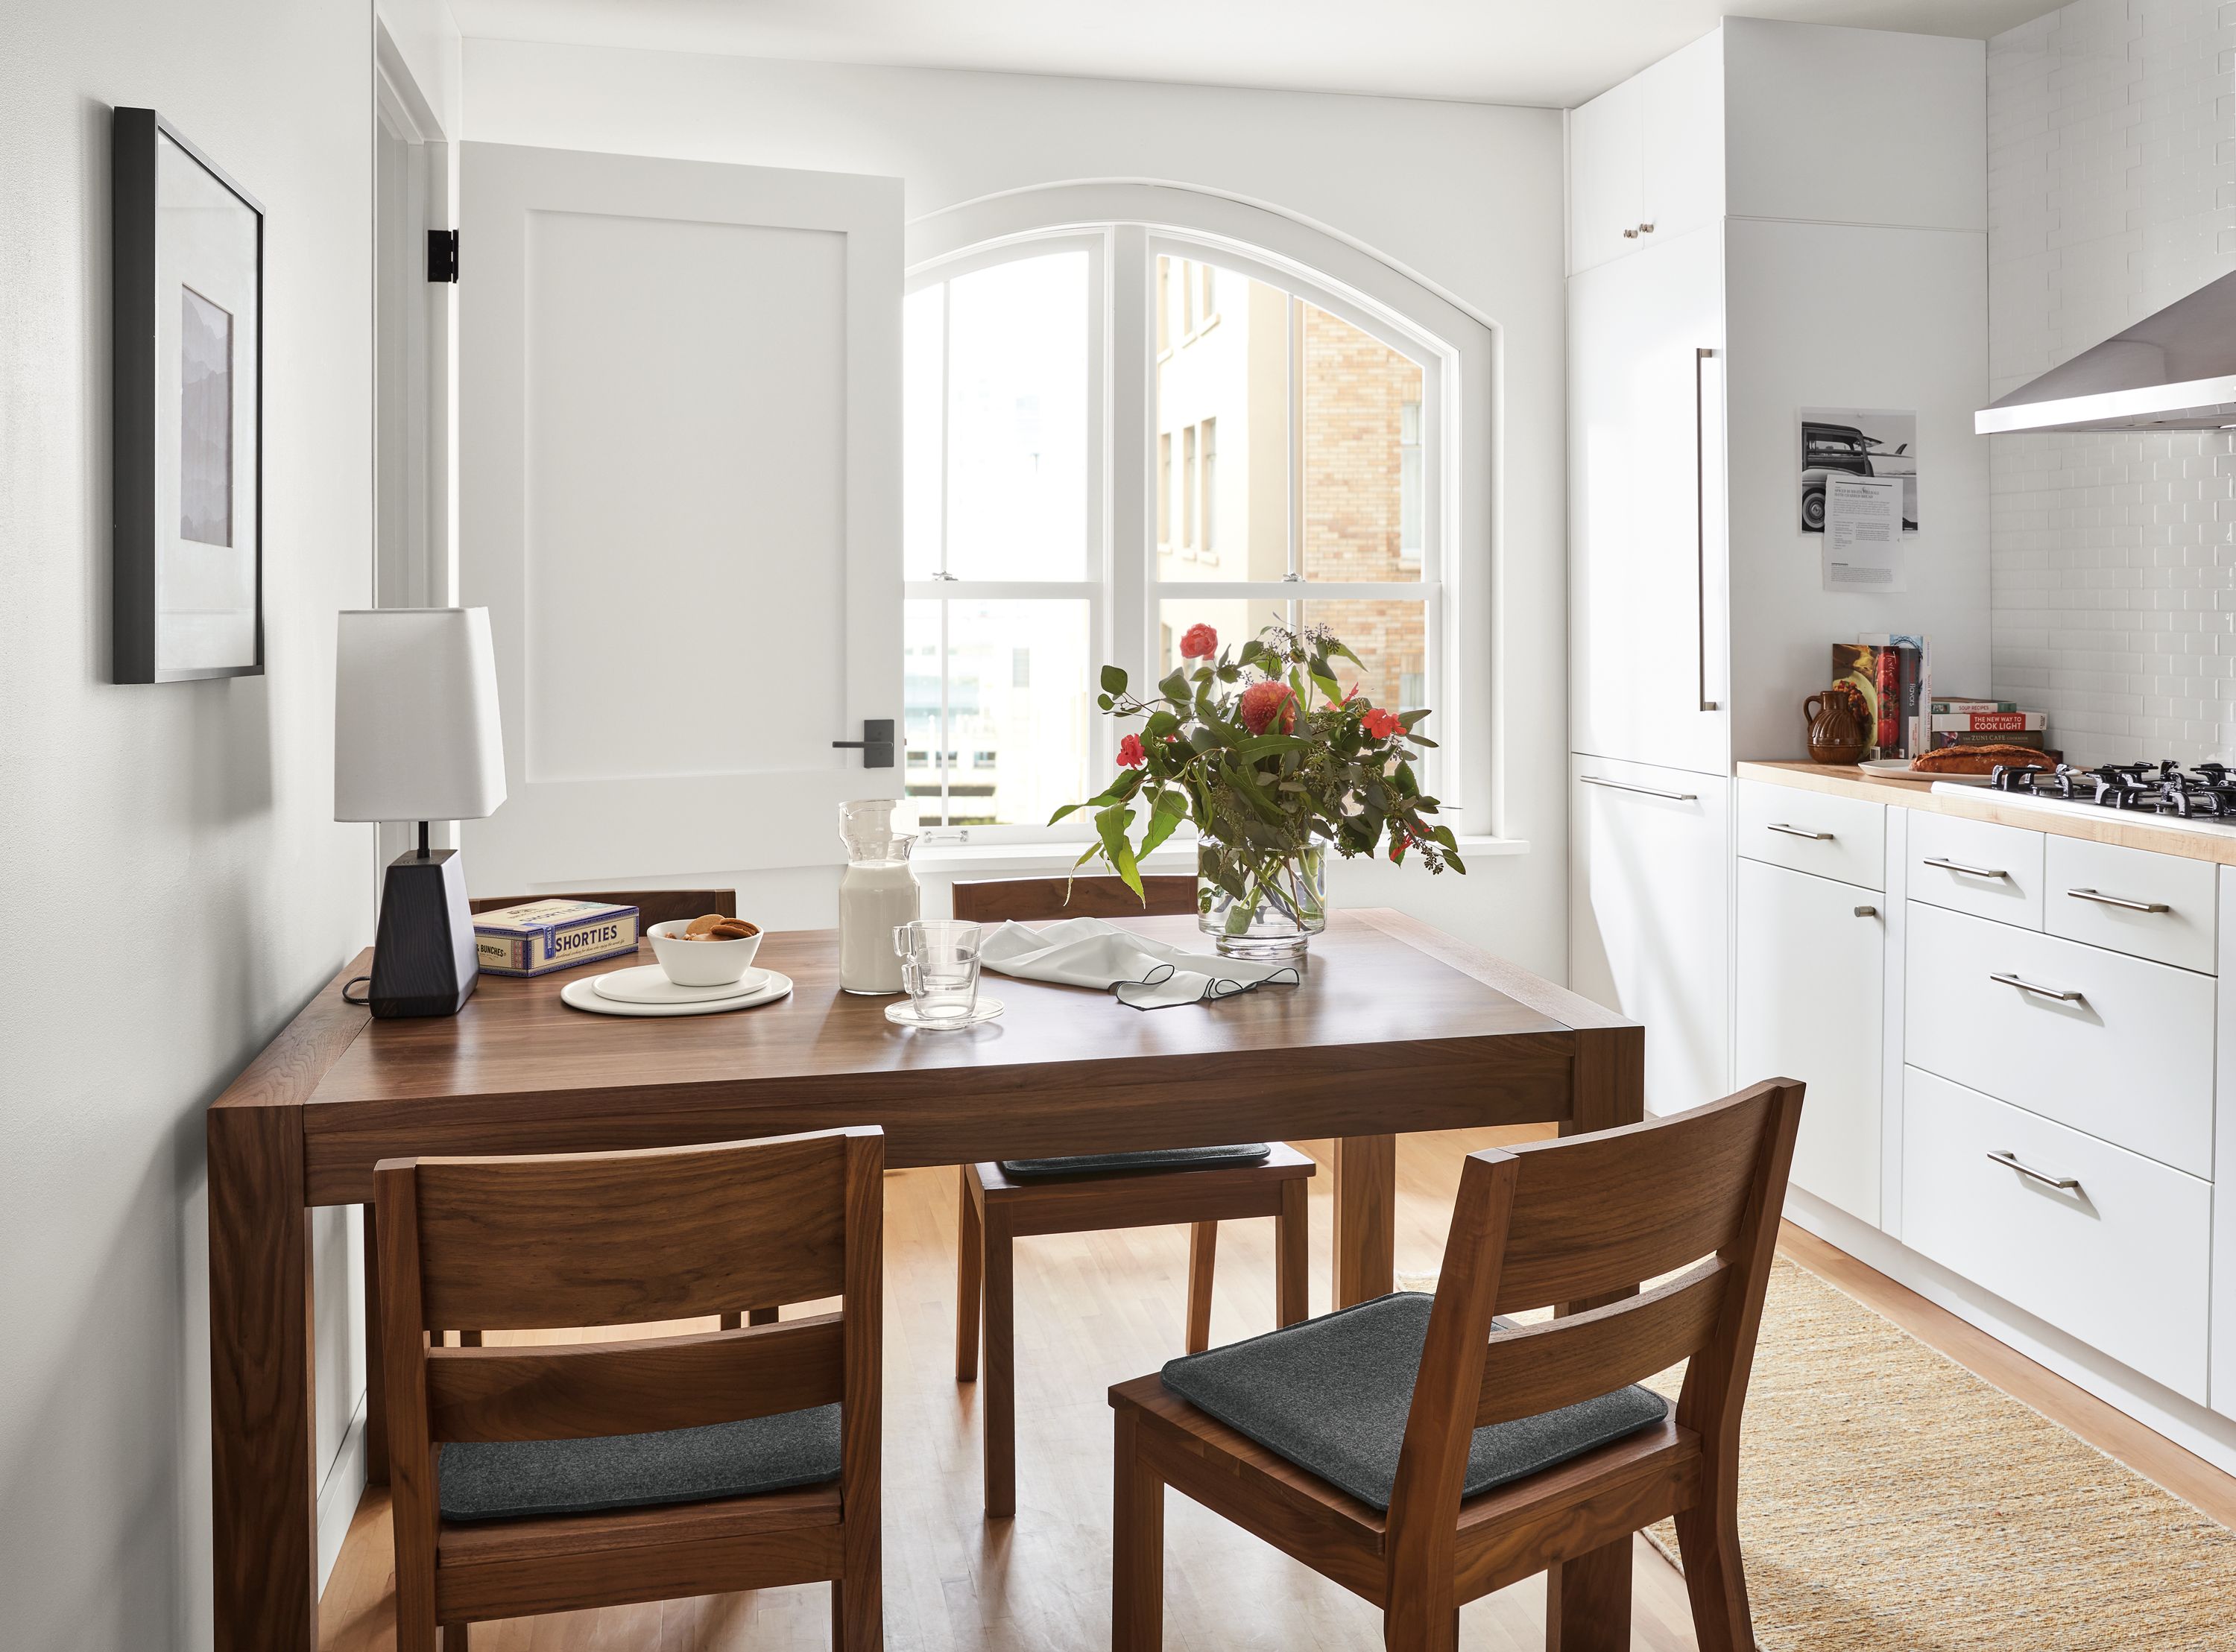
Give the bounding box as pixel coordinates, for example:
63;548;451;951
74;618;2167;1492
1987;1150;2083;1194
1923;856;2009;880
2066;887;2170;914
1579;775;1698;803
1990;971;2085;1004
1767;823;1834;841
1854;905;1877;917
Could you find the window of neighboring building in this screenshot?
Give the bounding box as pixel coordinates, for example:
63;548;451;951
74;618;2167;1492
1158;431;1172;548
1181;424;1197;552
1199;417;1217;563
904;229;1451;840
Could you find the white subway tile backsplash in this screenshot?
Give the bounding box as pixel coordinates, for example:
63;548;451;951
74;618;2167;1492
1992;0;2236;773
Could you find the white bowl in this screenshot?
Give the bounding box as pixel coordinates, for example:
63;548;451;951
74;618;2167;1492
647;919;764;987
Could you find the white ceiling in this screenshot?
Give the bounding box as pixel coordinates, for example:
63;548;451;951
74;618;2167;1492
447;0;2068;107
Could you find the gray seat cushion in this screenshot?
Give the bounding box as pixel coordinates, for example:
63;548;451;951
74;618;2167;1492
997;1143;1271;1180
1160;1293;1667;1512
439;1403;840;1522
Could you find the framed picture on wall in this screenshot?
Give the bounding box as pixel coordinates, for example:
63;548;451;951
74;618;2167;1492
111;106;264;683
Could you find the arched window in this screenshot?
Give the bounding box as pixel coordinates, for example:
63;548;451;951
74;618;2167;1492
903;193;1485;844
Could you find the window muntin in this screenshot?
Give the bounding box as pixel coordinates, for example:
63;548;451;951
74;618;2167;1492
906;230;1449;841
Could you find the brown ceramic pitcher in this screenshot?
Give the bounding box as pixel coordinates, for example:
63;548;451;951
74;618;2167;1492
1803;688;1870;765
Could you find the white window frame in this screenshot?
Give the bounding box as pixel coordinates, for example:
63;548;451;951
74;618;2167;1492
905;196;1490;850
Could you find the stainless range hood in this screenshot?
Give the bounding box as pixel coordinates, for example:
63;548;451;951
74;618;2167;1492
1976;268;2236;434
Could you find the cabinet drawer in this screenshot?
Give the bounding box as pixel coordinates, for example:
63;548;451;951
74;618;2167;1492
1737;780;1884;889
1902;1067;2210;1402
2042;835;2217;975
1908;812;2044;928
1904;902;2214;1176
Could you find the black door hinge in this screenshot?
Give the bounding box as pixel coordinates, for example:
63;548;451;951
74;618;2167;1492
427;230;458;284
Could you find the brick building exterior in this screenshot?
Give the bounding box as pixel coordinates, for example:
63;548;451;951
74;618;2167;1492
1301;306;1426;709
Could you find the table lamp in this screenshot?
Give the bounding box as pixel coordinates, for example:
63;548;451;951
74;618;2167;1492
335;608;507;1017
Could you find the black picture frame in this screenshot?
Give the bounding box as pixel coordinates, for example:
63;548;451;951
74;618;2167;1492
111;106;265;683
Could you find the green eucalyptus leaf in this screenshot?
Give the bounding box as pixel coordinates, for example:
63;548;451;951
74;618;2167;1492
1100;664;1128;695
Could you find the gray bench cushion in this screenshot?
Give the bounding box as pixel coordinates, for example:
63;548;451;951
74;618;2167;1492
997;1143;1271;1180
439;1403;840;1522
1160;1293;1667;1513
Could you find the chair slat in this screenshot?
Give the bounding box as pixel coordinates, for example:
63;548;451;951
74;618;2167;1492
469;889;736;930
409;1131;850;1330
428;1314;845;1443
950;875;1196;922
1491;1090;1772;1313
1474;1261;1727;1428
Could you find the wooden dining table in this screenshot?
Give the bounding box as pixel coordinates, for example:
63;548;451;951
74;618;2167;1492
206;906;1640;1652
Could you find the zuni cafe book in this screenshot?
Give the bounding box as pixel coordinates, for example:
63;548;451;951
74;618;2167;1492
473;899;639;977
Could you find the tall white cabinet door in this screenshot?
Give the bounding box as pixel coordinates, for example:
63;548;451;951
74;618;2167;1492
1637;28;1725;248
1568;74;1643;273
1734;856;1882;1224
1569;225;1728;775
1570;756;1731;1117
459;142;904;891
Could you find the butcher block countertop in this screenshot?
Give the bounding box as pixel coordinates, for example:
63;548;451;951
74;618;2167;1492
1738;759;2236;867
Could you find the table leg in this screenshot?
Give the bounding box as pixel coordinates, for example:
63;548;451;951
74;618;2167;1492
363;1206;387;1487
209;1106;317;1652
1568;1023;1645;1138
1332;1134;1395;1308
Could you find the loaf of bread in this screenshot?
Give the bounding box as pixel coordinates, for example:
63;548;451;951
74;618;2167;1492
1910;744;2056;776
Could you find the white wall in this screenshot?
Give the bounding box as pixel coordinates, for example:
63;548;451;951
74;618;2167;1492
1988;0;2236;766
0;2;374;1648
462;40;1574;976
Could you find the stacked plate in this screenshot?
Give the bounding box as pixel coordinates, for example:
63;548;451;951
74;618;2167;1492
559;963;794;1017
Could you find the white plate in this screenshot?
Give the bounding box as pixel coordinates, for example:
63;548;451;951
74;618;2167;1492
561;970;792;1017
885;996;1005;1028
1856;758;1995;787
593;963;771;1005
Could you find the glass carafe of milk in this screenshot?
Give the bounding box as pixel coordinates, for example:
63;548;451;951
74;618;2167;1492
837;799;920;995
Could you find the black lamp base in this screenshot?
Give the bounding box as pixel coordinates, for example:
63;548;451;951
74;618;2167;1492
370;845;479;1018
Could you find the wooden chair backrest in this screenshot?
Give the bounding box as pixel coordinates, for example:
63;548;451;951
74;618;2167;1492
469;889;737;931
1383;1081;1802;1578
376;1126;881;1456
950;874;1196;922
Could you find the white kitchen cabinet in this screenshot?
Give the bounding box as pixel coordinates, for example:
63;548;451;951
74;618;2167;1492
1570;28;1722;274
1904;1066;2211;1405
1735;857;1883;1224
1568;72;1643;274
1906;900;2214;1178
1570;756;1730;1117
1569;224;1727;776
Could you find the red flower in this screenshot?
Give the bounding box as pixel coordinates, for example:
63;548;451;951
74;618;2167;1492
1362;707;1403;740
1238;680;1297;736
1117;733;1147;768
1180;622;1219;660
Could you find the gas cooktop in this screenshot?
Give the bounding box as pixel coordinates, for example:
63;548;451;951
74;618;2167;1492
1984;759;2236;817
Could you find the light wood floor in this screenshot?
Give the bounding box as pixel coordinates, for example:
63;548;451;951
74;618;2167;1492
318;1126;2236;1651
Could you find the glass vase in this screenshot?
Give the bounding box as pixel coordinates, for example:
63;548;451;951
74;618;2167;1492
1198;842;1327;962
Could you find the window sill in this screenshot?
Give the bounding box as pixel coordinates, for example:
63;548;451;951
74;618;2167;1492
912;835;1528;880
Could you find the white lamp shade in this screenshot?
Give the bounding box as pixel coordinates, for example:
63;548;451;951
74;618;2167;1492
334;608;508;823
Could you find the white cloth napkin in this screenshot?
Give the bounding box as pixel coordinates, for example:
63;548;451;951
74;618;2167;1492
978;916;1301;1010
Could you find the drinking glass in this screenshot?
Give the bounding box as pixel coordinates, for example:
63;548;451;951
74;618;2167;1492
892;920;984;1027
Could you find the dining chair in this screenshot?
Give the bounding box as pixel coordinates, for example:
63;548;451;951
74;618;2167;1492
461;890;769;1336
947;874;1314;1519
469;887;737;931
374;1126;885;1652
1108;1078;1804;1652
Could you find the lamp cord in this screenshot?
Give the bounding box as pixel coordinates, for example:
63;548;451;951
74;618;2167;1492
341;975;373;1006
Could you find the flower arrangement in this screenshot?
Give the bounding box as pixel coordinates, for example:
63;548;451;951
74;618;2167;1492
1053;621;1465;956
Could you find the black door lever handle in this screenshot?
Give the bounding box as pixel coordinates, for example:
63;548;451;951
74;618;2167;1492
831;719;896;769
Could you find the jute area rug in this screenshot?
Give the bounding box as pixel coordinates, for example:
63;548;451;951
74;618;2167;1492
1409;1259;2236;1649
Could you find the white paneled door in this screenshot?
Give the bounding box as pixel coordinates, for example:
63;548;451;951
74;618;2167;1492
459;142;904;891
